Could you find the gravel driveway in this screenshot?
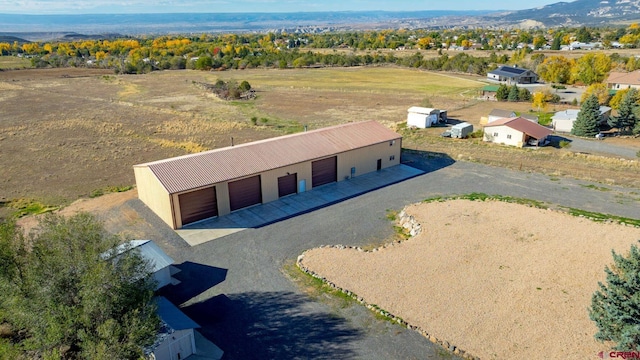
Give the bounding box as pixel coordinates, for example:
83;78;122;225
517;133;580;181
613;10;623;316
147;157;640;360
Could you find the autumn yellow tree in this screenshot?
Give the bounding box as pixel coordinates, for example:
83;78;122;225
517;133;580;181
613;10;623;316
532;91;548;112
536;55;573;84
573;53;612;85
581;83;610;105
609;88;640;109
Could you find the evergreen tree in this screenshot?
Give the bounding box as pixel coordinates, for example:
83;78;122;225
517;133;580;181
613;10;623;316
572;94;601;137
508;84;519;102
590;242;640;350
551;36;561;50
496;84;509;101
609;89;638;134
518;87;531;102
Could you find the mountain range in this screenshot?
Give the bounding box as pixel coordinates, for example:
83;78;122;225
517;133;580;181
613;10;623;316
483;0;640;26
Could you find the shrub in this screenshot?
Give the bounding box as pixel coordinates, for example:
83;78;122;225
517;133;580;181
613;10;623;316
559;140;571;148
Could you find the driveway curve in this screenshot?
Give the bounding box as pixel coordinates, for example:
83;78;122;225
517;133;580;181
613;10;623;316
148;158;640;360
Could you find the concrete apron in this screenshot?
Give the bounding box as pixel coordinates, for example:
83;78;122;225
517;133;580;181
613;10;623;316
175;164;424;246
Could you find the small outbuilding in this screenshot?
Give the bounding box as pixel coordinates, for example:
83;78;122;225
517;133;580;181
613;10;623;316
483;117;552;147
135;121;402;229
406;106;447;128
109;240;177;291
148;297;202;360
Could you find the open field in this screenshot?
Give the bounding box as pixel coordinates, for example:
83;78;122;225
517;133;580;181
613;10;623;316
300;199;640;360
312;47;640;61
0;56;32;70
1;66;638;218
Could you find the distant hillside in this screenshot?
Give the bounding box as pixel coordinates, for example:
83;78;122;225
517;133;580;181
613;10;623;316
0;35;29;44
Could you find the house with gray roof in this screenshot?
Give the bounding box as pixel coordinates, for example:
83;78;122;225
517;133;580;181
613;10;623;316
487;65;538;85
551;107;611;133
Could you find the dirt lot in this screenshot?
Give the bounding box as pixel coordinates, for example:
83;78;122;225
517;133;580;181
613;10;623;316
300;199;640;360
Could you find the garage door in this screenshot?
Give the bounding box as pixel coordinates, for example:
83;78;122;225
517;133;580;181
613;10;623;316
229;175;262;211
278;173;297;198
312;156;337;187
179;187;218;226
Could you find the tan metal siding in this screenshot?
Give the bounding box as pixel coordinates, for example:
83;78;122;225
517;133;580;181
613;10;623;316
134;166;174;229
257;163;312;204
336;140;401;180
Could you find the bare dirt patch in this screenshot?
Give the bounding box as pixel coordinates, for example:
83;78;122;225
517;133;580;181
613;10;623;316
300;200;640;360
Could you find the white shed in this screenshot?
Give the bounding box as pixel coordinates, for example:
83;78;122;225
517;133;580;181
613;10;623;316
148;297;200;360
407;106;447;128
115;240;177;290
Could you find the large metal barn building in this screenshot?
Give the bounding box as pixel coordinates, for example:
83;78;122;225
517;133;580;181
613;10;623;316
134;120;402;229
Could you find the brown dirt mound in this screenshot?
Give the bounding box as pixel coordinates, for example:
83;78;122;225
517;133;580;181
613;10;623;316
301;200;640;360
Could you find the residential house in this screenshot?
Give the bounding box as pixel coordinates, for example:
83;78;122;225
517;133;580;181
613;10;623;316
606;70;640;91
551;107;612;133
483;117;552;147
487;65;538;84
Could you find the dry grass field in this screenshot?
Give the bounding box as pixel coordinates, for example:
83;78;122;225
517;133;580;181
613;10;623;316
0;56;32;70
1;66;638;218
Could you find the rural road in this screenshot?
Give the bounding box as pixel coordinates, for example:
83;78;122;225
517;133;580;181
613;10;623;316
562;135;640;159
143;155;640;360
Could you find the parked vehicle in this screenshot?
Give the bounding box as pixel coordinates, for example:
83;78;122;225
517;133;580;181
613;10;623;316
450;122;473;139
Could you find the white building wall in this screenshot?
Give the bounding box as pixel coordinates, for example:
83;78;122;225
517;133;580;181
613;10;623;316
483;125;526;147
407;112;437;128
151;329;195;360
552;118;574;133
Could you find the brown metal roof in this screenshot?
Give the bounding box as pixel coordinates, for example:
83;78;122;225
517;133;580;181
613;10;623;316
607;71;640;86
135;121;402;194
484;117;552;139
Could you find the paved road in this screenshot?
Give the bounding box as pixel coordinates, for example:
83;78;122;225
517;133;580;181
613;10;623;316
557;135;640;159
142;157;640;360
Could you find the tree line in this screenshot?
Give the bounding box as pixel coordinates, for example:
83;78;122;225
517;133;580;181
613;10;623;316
1;25;640;76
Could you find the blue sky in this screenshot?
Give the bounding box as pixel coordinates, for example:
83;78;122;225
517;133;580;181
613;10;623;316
0;0;566;15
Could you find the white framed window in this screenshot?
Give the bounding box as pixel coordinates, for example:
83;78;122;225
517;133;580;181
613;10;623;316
390;155;395;161
507;134;512;139
493;132;499;137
